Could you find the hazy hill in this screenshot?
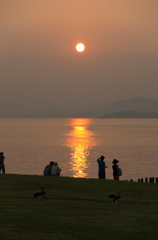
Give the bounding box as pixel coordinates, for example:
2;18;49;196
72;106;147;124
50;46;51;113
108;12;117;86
100;97;158;117
101;111;158;118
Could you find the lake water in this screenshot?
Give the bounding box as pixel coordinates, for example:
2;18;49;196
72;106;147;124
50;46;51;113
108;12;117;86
0;118;158;181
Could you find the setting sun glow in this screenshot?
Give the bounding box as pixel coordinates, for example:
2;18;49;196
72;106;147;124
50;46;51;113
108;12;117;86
76;43;85;52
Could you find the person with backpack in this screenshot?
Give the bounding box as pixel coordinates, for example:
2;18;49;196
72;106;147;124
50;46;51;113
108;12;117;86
0;152;5;174
112;159;122;180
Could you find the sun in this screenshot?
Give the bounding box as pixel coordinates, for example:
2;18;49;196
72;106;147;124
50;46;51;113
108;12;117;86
76;43;85;52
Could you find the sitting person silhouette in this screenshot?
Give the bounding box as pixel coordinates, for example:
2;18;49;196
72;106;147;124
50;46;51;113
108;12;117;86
43;161;54;176
51;162;62;176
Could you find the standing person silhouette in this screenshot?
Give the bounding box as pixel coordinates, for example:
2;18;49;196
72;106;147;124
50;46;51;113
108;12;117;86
0;152;5;174
112;159;119;180
97;155;108;179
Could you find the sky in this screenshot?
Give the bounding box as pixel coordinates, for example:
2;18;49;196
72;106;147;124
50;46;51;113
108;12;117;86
1;0;158;115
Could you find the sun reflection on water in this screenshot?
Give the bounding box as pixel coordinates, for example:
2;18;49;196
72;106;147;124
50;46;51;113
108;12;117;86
65;119;97;178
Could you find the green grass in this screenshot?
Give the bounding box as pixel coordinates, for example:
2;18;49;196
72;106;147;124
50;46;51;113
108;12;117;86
0;174;158;240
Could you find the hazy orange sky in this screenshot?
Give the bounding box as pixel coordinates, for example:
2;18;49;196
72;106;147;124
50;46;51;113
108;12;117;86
1;0;158;115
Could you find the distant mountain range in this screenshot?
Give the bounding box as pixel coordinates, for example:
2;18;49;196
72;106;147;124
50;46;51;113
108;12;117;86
1;96;158;118
100;111;158;118
98;97;158;118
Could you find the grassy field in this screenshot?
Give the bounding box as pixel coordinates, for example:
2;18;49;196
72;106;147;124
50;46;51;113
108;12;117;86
0;174;158;240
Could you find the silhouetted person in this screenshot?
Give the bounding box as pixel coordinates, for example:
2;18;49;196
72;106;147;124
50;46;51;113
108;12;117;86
97;155;108;179
0;152;5;174
51;162;62;176
43;161;54;176
112;159;119;180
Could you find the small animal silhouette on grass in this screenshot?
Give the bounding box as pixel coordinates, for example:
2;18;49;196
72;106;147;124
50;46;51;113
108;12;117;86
108;192;121;203
33;187;46;199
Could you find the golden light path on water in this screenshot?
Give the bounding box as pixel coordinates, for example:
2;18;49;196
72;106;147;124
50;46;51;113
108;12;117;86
65;119;97;178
